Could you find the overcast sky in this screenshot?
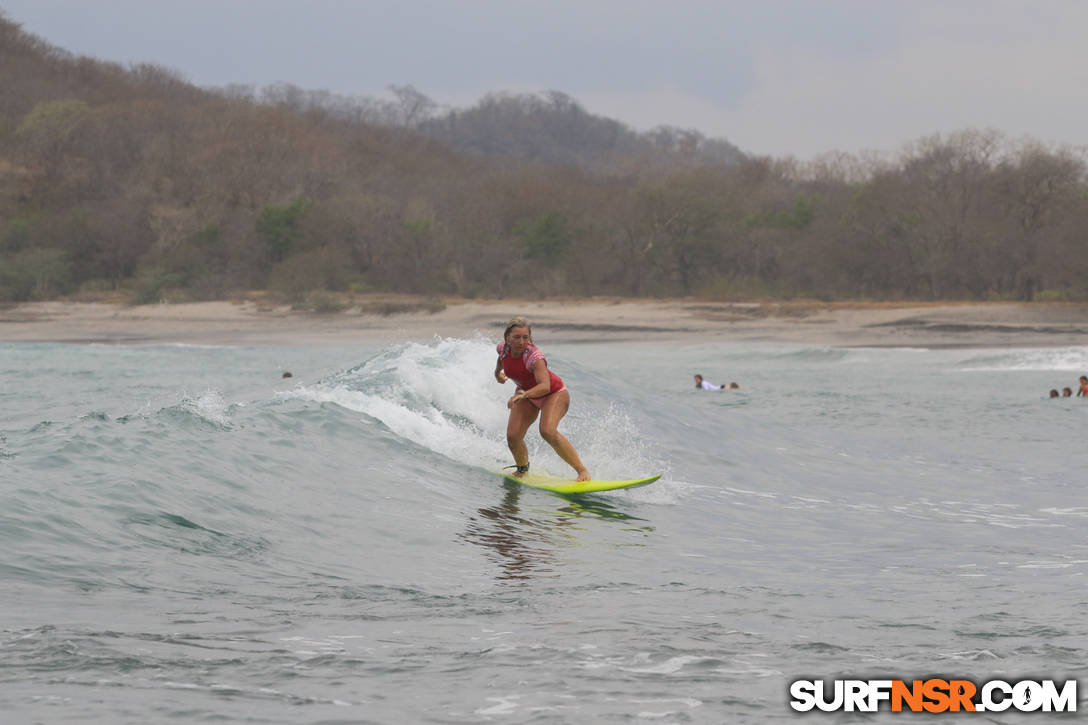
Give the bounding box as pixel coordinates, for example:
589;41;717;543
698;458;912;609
3;0;1086;159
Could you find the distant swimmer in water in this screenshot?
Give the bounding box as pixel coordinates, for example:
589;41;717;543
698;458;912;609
695;374;737;390
1063;387;1073;397
282;372;293;379
495;317;590;482
694;374;722;390
1078;376;1088;397
1050;389;1060;398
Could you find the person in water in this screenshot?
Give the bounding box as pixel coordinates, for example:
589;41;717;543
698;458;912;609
1077;376;1088;397
694;374;728;390
1050;389;1061;398
495;317;590;482
1063;387;1073;397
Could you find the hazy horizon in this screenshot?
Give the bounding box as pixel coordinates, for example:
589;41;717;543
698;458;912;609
3;0;1088;159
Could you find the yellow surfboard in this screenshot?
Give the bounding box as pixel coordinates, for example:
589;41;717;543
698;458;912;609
500;471;661;495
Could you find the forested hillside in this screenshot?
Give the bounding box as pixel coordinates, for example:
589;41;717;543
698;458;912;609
2;12;1087;305
230;82;747;171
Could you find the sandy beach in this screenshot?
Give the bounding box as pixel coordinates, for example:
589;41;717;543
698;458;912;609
2;297;1088;348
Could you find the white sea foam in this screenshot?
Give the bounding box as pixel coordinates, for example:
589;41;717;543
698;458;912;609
282;337;675;497
177;389;233;427
957;346;1088;371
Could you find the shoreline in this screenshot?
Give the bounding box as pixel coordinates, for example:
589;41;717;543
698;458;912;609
2;297;1088;348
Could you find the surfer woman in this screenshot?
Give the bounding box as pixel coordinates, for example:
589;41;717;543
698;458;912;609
494;317;590;482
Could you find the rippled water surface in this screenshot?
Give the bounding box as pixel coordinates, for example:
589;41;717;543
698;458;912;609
2;339;1086;722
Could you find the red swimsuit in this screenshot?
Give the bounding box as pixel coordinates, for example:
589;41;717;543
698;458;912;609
497;342;563;395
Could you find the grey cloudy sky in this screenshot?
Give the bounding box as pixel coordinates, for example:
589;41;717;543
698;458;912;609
3;0;1086;159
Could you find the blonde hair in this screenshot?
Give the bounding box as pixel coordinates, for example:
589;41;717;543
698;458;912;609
503;316;532;342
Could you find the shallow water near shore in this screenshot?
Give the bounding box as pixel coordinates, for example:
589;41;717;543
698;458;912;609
2;338;1086;723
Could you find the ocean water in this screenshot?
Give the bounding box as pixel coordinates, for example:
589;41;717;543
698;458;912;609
1;335;1086;723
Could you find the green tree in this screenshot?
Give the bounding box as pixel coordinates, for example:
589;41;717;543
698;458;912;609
16;99;90;163
256;199;311;263
2;217;32;253
515;212;570;267
0;248;70;300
